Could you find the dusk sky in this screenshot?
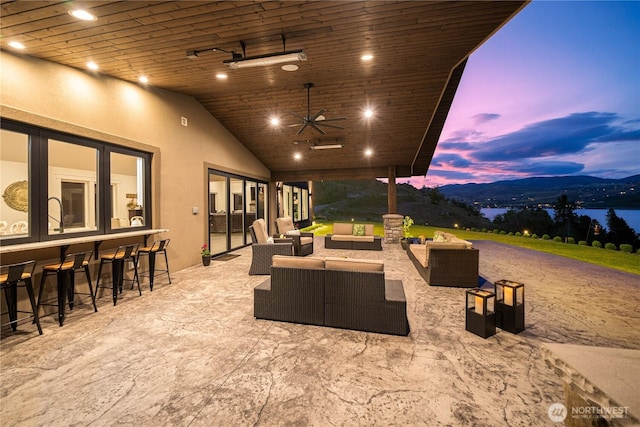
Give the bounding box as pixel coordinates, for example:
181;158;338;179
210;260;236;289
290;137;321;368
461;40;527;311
409;0;640;187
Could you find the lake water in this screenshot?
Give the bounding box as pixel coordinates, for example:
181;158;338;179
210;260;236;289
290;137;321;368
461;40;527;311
480;208;640;233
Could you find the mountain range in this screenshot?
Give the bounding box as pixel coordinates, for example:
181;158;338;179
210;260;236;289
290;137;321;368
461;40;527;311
437;175;640;209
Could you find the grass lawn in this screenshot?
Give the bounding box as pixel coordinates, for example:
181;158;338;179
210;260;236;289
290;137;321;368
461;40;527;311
304;222;640;275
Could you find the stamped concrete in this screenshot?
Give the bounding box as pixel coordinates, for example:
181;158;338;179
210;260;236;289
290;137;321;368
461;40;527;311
1;239;639;426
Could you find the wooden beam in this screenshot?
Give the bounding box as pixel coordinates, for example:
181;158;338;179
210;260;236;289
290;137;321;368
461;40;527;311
388;166;397;214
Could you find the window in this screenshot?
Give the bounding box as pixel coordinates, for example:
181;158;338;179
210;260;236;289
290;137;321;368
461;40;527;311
110;152;146;229
0;118;152;245
0;128;30;239
47;138;98;235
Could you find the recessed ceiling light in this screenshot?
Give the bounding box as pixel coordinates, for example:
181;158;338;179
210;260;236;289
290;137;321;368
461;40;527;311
281;64;299;72
138;76;149;84
365;148;373;156
294;153;302;160
8;41;25;50
361;54;374;61
270;117;280;126
86;61;99;70
215;73;228;79
364;109;373;118
69;9;97;21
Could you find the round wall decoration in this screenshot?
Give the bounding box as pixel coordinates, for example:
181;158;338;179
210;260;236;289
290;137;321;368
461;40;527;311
2;180;29;212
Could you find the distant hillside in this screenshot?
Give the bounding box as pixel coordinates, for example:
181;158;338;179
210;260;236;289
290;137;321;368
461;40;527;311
312;180;492;229
438;175;640;209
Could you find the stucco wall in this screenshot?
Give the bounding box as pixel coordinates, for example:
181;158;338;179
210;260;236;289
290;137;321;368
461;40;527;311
0;51;271;271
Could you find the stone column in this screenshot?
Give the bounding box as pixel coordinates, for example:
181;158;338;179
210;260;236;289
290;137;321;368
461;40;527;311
383;213;404;244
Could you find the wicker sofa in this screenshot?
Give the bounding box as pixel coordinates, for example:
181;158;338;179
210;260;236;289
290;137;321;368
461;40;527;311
324;222;382;250
254;255;409;336
407;231;479;287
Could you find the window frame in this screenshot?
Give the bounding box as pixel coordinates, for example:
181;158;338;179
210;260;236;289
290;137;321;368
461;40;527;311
0;118;152;246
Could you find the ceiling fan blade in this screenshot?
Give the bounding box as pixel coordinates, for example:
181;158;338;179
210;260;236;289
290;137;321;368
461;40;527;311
296;123;309;135
289;111;306;121
311;109;326;121
319;117;347;122
316;123;344;129
310;122;327;134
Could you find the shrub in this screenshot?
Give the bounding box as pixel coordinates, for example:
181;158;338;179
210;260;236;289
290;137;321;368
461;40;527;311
515;232;522;237
553;236;563;242
531;234;538;239
500;230;506;235
471;227;477;232
592;240;602;248
481;228;487;233
605;243;617;251
493;229;500;234
620;244;633;253
507;232;514;236
567;237;576;244
578;240;588;246
542;234;550;240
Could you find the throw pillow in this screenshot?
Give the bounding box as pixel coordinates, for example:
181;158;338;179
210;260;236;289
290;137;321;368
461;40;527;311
434;233;446;243
266;236;274;244
285;230;301;236
353;224;366;236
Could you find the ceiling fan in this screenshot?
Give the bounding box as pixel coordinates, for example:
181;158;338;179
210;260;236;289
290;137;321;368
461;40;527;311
289;82;347;135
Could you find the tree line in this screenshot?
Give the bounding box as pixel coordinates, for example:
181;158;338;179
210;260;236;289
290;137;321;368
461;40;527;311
490;194;639;250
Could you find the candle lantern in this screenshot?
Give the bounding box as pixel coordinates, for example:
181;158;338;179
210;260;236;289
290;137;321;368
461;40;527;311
494;280;525;333
465;288;496;338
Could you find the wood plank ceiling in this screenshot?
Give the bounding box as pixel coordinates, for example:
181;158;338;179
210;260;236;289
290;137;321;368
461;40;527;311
0;1;528;182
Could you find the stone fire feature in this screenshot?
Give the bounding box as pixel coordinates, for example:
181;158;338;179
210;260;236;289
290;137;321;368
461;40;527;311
383;213;404;244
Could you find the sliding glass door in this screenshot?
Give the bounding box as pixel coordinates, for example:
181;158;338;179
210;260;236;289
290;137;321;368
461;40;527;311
208;169;267;256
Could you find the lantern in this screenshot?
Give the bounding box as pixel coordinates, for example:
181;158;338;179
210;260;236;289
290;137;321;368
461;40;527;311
494;280;525;333
465;288;496;338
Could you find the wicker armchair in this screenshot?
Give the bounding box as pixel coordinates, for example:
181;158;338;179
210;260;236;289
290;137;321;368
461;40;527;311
248;219;293;275
275;217;314;256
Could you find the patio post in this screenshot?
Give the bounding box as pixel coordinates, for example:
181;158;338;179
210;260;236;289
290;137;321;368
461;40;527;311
388;166;397;214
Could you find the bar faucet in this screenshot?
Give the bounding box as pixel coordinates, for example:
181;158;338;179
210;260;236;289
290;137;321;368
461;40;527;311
48;196;64;233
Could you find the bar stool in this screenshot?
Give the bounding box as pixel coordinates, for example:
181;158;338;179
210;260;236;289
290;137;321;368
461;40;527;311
37;250;98;326
136;239;171;291
94;243;141;306
1;260;42;335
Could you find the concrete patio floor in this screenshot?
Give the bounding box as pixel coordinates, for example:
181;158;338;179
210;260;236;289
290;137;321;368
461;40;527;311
1;238;639;426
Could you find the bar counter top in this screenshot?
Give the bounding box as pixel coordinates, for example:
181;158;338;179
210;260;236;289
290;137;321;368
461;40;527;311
0;228;169;254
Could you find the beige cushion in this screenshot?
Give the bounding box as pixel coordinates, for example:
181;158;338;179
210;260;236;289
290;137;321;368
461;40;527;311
325;257;384;272
364;224;375;236
331;234;355;241
451;237;473;249
350;235;375;242
272;255;325;269
333;223;353;235
409;244;428;267
252;219;269;244
276;217;295;234
443;232;456;242
300;236;313;245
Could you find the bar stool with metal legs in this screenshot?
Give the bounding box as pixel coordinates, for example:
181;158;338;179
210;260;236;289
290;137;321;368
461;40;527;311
136;239;171;291
1;260;43;335
37;250;98;326
94;243;141;305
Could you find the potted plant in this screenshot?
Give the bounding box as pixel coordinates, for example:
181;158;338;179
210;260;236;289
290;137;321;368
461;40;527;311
401;215;414;250
201;243;211;266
